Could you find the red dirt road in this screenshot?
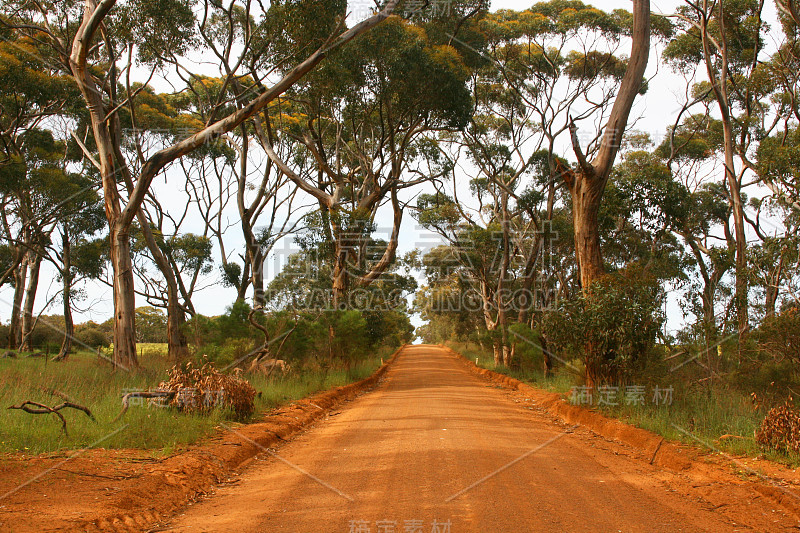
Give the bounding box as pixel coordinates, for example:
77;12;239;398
160;345;797;532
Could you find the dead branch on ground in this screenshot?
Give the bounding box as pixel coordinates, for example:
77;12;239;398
7;400;95;435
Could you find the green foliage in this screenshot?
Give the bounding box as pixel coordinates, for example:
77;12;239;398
74;324;110;349
307;15;474;130
135;307;168;343
114;0;198;65
542;266;665;384
186;298;411;369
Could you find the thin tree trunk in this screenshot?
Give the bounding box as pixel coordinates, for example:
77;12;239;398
20;254;41;352
166;284;188;361
765;284;779;318
492;339;502;366
332;246;348;309
8;256;27;349
56;230;73;361
698;0;748;342
132;206;189;361
540;335;552;377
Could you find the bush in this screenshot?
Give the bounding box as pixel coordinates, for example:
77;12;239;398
74;325;109;349
756;402;800;455
542;266;664;384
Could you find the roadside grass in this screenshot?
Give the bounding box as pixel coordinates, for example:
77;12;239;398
445;340;800;466
0;348;388;455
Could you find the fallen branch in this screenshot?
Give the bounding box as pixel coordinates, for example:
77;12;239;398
8;400;95;435
112;391;177;424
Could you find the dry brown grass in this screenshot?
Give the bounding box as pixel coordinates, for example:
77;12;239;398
159;358;256;418
756;402;800;454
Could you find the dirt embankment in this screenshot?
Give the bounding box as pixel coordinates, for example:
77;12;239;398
0;346;405;533
444;344;800;523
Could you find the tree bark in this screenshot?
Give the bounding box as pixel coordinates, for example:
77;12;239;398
765;283;779;319
332;245;349;310
569;180;606;290
109;223;138;369
165;284;189;361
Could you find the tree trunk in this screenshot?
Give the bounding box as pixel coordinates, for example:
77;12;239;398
20;254;41;352
765;283;778;319
502;343;512;367
251;249;265;307
109;224;138;369
332;246;349;310
166;283;189;361
132;207;189;362
56;230;73;361
570;181;606;290
492;339;502;366
540;335;553;377
698;0;748;343
8;256;27;349
726;140;749;338
702;287;717;344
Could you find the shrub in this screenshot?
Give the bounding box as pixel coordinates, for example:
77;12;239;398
542;265;664;384
74;325;109;349
756;402;800;455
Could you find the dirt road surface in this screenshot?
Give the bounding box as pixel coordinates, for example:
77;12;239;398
160;345;797;532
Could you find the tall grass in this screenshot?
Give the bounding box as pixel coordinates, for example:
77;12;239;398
0;349;385;455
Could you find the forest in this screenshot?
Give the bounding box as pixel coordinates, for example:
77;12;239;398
1;0;800;462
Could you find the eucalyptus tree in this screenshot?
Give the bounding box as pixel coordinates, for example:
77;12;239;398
654;115;736;344
48;177;106;360
416;191;522;365
3;0;400;367
456;62;559;355
476;0;658;290
0;128;81;351
665;0;776;341
263;12;477;308
0;23;80;348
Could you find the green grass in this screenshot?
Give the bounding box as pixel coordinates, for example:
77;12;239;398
446;340;800;465
0;348;386;455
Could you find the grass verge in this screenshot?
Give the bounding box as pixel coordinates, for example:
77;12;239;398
0;347;390;454
446;340;800;466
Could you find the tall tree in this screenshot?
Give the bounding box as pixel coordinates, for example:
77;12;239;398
665;0;773;341
264;14;475;307
563;0;651;290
